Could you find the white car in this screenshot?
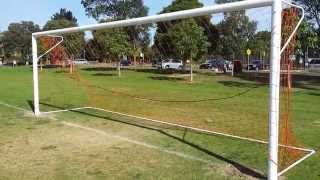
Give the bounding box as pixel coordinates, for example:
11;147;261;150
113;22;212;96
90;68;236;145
74;59;89;65
160;59;183;70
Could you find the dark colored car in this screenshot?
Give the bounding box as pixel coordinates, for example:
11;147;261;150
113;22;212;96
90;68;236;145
200;59;223;69
200;59;228;72
247;60;264;71
199;60;215;69
120;60;131;66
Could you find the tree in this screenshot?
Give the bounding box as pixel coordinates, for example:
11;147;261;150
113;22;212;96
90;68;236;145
296;20;319;63
168;19;210;82
82;0;148;20
82;0;150;65
217;14;257;60
295;0;320;35
94;28;132;76
214;0;257;60
247;31;271;62
2;21;40;61
160;0;203;13
52;8;78;23
154;0;218;59
84;39;106;62
0;32;4;59
42;10;85;64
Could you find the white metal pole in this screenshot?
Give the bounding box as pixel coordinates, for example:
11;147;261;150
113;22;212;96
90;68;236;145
32;0;273;37
268;0;282;179
32;35;40;116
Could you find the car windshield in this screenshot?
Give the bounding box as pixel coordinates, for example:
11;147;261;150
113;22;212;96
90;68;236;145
310;60;320;64
207;60;216;64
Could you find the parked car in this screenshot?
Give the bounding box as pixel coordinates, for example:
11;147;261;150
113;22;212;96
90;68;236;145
120;59;131;66
247;60;263;71
199;60;216;69
309;59;320;72
74;59;89;65
200;59;229;72
159;59;183;70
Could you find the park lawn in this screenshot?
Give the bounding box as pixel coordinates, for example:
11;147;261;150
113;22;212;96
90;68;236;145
0;66;319;179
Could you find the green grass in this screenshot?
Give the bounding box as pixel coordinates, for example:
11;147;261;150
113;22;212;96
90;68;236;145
0;66;319;179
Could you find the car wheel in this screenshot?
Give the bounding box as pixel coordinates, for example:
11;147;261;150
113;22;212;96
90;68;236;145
165;65;170;69
178;65;183;70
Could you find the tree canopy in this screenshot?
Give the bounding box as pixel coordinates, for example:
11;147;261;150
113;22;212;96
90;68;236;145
168;19;210;63
82;0;150;64
154;0;218;60
51;8;78;23
295;0;320;34
81;0;149;21
2;21;40;61
217;13;257;59
43;9;85;61
93;28;132;60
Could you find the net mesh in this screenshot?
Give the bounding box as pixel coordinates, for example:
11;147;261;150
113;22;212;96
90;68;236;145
36;6;306;174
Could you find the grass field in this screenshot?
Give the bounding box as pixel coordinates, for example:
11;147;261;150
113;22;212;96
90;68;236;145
0;66;319;179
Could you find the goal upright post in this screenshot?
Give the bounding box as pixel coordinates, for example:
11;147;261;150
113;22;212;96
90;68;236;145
32;35;40;116
268;0;283;179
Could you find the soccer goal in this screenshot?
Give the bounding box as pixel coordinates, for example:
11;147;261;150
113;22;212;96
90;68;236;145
31;0;315;179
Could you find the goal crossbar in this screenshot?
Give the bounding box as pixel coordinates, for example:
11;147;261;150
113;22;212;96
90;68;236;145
32;0;273;37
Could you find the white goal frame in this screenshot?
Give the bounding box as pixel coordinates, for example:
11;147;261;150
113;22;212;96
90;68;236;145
31;0;315;179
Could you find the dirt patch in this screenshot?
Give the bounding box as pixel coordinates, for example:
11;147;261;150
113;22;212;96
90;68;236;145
219;164;261;180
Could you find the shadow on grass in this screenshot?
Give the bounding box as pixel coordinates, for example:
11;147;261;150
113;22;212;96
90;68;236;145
93;73;117;77
82;67;116;72
27;100;34;112
238;72;320;90
136;68;190;75
218;81;263;88
38;102;266;179
308;92;320;96
150;76;186;82
82;66;191;75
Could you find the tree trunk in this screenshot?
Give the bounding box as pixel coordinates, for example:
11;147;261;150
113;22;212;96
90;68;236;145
133;43;137;66
118;60;121;77
190;57;193;83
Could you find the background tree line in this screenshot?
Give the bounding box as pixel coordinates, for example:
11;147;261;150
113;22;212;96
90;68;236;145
0;0;319;65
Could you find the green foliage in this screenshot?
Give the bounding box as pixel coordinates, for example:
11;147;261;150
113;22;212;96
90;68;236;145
0;32;4;58
216;12;257;59
43;14;85;58
295;0;320;34
81;0;150;60
247;31;271;60
1;21;40;61
296;20;319;56
154;0;218;59
160;0;203;13
81;0;149;21
93;28;132;61
52;8;78;23
168;19;210;63
214;0;258;59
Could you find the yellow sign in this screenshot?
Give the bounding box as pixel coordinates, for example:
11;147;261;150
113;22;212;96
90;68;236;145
246;49;252;56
